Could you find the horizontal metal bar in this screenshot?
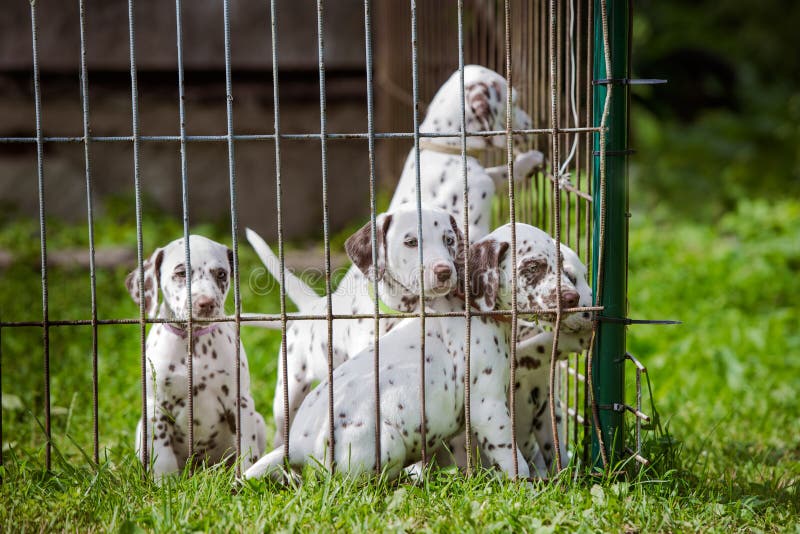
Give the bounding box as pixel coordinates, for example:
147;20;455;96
0;127;602;145
626;405;651;422
597;315;681;326
625;352;648;372
0;305;605;328
592;149;636;156
565;407;587;425
592;78;667;86
558;360;587;381
545;174;593;201
598;403;650;422
625;447;650;465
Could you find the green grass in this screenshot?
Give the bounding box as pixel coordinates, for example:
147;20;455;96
1;198;798;532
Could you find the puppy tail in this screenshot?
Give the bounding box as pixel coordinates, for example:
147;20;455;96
246;227;319;311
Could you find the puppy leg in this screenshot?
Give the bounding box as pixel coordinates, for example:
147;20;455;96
239;403;268;471
272;356;311;447
516;331;578;471
243;448;287;481
527;441;550;478
484;149;544;188
471;399;530;479
136;418;179;480
518;330;587;356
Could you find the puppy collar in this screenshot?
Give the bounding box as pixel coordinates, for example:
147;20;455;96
418;139;484;158
162;322;219;339
367;284;403;315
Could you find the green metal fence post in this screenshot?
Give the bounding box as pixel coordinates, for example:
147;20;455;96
591;0;630;468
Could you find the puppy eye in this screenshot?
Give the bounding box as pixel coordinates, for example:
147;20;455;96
174;267;186;278
519;259;547;276
444;235;455;246
404;236;418;248
216;270;227;281
566;272;577;285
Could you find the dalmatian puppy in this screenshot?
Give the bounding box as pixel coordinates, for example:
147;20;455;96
390;65;544;241
243;223;580;483
126;235;266;479
245;205;464;447
514;242;594;473
424;228;589;477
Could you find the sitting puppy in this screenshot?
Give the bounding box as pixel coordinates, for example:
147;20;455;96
390;65;544;241
245;206;464;447
126;235;266;478
424;235;589;477
514;243;593;473
243;223;580;482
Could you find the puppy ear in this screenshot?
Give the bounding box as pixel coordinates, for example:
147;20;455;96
125;248;164;318
465;80;504;133
449;215;468;290
448;215;465;252
467;239;509;312
345;213;393;280
227;247;235;276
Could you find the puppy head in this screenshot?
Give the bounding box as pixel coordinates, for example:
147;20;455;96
420;65;533;151
471;224;580;319
345;206;464;299
125;235;233;319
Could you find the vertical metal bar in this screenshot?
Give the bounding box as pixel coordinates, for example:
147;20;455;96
78;0;100;466
409;0;428;466
537;0;553;231
29;0;51;471
583;0;594;463
363;0;382;474
635;366;641;456
591;0;628;468
0;322;4;478
127;0;149;473
174;0;195;463
314;0;336;470
456;0;473;476
503;0;519;479
563;0;572;247
564;347;570;454
574;0;583;250
547;0;566;473
268;0;290;461
221;0;243;476
572;352;579;454
585;0;593;262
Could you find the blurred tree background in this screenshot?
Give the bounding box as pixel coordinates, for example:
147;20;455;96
631;0;800;220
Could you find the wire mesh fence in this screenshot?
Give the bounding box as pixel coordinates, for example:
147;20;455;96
0;0;653;481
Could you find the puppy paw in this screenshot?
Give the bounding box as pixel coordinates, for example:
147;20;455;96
557;173;574;189
514;150;545;179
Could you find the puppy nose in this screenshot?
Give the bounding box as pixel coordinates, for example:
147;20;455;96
194;296;215;314
561;290;579;308
433;264;452;283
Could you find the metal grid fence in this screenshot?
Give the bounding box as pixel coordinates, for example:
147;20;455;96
0;0;651;480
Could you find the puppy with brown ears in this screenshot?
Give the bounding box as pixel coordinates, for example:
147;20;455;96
126;235;266;479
